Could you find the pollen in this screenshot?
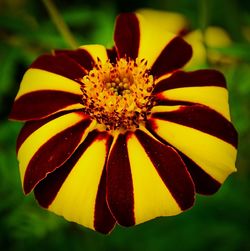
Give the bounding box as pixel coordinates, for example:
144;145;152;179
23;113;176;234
81;58;155;131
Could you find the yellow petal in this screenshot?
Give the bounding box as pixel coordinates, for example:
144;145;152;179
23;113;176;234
136;8;188;35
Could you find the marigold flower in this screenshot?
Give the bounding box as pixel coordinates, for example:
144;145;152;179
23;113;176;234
10;12;238;234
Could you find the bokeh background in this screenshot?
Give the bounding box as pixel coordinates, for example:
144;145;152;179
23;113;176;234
0;0;250;250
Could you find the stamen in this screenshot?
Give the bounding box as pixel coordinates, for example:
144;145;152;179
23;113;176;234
81;58;155;131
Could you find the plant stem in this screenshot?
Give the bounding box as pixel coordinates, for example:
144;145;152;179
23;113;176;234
199;0;209;32
42;0;78;49
199;0;209;65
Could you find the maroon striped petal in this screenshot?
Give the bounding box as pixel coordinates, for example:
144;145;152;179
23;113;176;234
134;129;195;210
153;69;227;94
145;126;222;195
23;117;92;194
114;13;140;60
54;49;95;72
9;90;83;121
33;131;98;205
94;166;116;233
30;54;87;81
33;130;95;208
16;111;71;154
34;130;116;234
151;36;192;79
178;152;221;195
106;133;135;226
151;104;238;148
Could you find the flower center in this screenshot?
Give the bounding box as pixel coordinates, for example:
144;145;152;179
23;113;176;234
81;58;155;131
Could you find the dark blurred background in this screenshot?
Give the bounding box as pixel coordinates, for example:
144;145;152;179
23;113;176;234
0;0;250;250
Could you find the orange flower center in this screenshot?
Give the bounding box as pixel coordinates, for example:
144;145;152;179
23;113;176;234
81;58;155;131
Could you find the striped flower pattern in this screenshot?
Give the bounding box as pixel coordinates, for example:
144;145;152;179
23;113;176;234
10;12;238;234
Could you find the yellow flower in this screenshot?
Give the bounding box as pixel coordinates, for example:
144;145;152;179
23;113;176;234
10;12;237;234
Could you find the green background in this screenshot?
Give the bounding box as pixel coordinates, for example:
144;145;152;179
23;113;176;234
0;0;249;250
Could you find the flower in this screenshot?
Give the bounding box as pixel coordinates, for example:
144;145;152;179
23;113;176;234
10;12;238;234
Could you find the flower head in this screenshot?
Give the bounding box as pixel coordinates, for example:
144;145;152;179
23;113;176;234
10;12;238;234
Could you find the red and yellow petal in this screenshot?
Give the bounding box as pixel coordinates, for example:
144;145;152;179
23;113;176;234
106;133;135;226
79;44;109;64
34;130;116;234
114;13;140;60
177;152;221;195
106;130;195;226
30;46;105;79
114;13;192;78
153;69;231;120
29;53;87;80
54;49;95;72
9;67;84;121
17;111;95;194
147;104;238;194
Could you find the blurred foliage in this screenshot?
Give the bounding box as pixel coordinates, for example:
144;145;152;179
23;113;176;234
0;0;250;251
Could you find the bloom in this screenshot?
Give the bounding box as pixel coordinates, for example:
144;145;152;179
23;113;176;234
10;12;238;234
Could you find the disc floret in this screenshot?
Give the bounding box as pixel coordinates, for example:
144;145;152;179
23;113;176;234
81;58;155;131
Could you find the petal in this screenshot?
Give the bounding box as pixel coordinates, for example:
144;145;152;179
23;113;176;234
153;70;231;120
153;69;227;93
30;45;108;77
150;104;237;147
114;13;140;60
54;48;95;72
136;9;189;36
17;111;95;194
79;44;109;63
9;68;83;121
114;13;192;76
34;130;116;234
147;105;238;190
177;152;221;195
16;111;69;154
205;27;231;47
150;37;192;79
106;133;135;226
182;30;207;69
94;164;116;233
107;47;118;63
106;130;195;226
30;53;87;81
